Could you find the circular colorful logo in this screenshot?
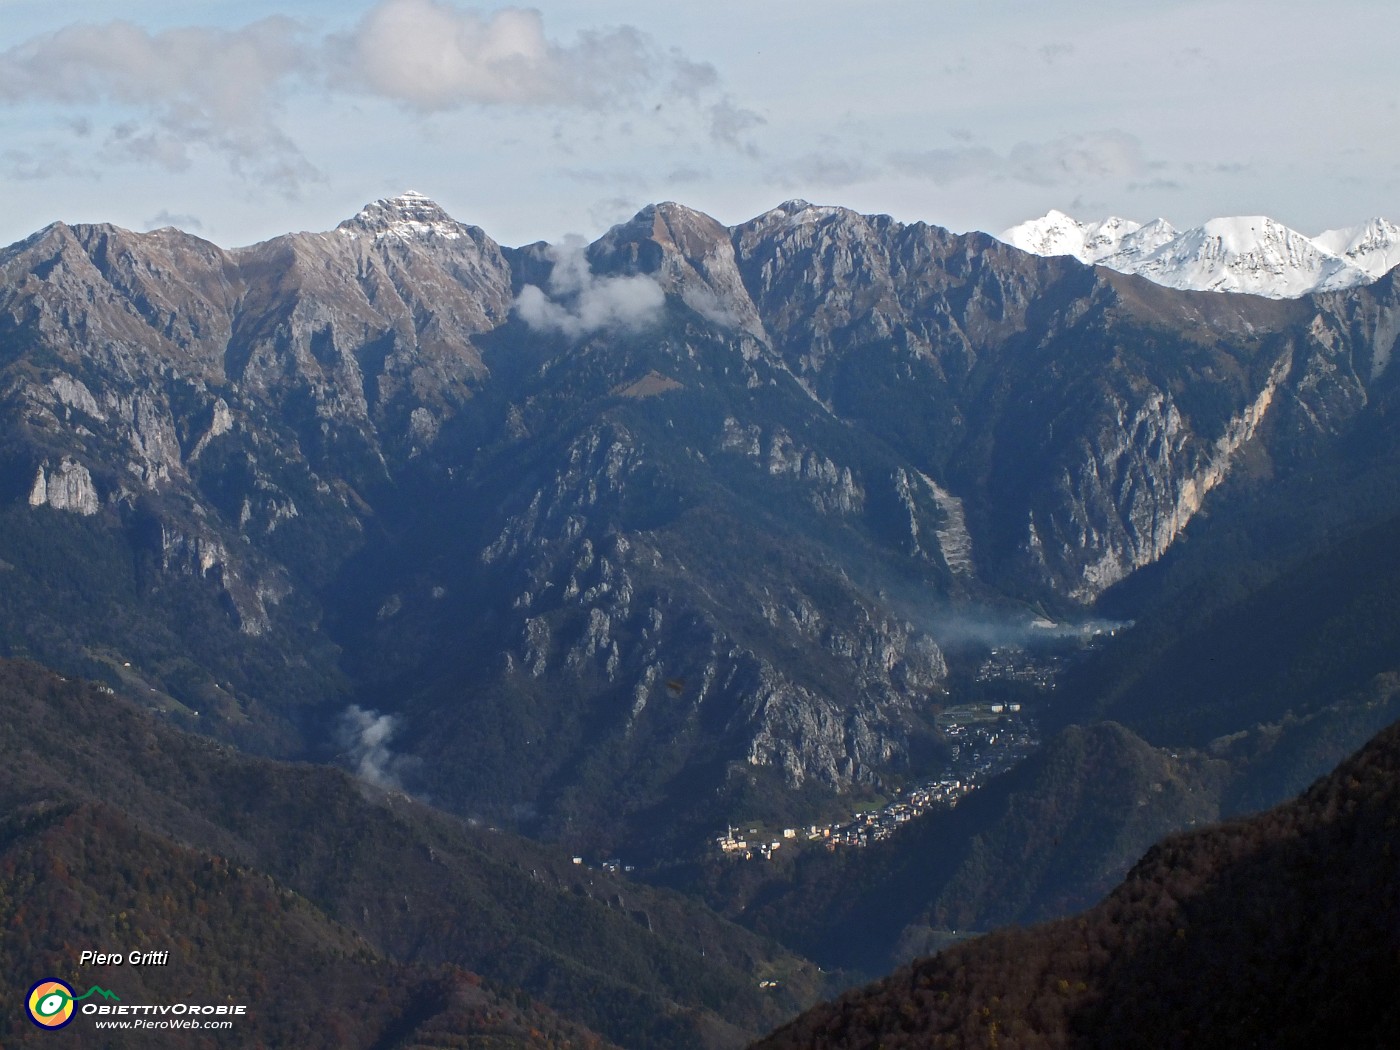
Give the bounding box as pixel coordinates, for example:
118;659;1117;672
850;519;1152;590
27;979;76;1029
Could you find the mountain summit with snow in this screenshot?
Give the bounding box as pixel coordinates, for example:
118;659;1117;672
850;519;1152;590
1001;211;1400;298
1314;218;1400;279
337;190;468;241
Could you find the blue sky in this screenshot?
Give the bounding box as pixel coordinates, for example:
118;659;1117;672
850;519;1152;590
2;0;1397;249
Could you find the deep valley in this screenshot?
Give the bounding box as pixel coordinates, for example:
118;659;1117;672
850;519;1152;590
3;192;1400;1046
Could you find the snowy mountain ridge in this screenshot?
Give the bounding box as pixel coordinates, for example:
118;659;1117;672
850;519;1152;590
1001;210;1400;299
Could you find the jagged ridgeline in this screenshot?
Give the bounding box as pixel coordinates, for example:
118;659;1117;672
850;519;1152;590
2;192;1400;857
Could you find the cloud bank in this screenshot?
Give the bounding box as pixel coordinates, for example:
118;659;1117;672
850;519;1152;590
334;0;717;110
515;238;665;337
0;0;735;193
0;16;315;192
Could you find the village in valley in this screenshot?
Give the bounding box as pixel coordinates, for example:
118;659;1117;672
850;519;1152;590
715;692;1041;862
699;628;1118;862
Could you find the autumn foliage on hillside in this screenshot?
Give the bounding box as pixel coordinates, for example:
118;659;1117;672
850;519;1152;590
0;802;613;1049
754;717;1400;1049
0;659;818;1049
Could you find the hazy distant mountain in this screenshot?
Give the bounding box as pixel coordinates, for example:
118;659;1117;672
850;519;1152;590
1002;209;1400;297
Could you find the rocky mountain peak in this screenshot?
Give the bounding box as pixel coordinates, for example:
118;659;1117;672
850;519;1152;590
337;191;466;241
5;193;1396;868
620;202;730;257
590;201;768;337
758;199;863;228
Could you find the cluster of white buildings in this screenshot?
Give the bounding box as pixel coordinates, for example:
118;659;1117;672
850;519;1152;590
716;706;1042;862
714;773;976;861
715;825;797;861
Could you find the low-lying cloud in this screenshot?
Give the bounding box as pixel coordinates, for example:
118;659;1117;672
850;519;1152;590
339;704;414;791
515;238;665;337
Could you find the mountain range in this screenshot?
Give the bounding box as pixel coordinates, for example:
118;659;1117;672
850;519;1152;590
4;191;1400;863
5;191;1400;1044
1001;209;1400;298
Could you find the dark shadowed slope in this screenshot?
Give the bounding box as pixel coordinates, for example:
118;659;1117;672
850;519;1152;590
753;715;1400;1049
0;660;823;1049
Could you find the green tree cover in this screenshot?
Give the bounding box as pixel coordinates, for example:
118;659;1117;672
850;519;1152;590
753;715;1400;1049
0;660;824;1049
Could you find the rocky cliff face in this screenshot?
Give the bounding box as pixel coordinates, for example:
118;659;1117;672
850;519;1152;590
1029;352;1290;600
0;194;1393;855
0;194;513;635
27;457;99;515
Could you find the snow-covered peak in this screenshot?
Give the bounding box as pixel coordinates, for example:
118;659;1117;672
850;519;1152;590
999;210;1399;298
1001;210;1093;260
1107;218;1178;264
1314;218;1400;279
1001;211;1144;264
1133;216;1361;298
1081;215;1143;259
338;191;465;241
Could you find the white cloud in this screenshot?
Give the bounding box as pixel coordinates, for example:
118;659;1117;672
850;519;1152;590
332;0;717;111
0;2;736;196
143;209;203;231
0;16;307;118
339;704;414;791
708;96;764;155
515;237;665;337
1038;42;1076;65
1;145;97;181
1007;132;1149;185
0;15;317;192
587;194;644;232
770;151;878;190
